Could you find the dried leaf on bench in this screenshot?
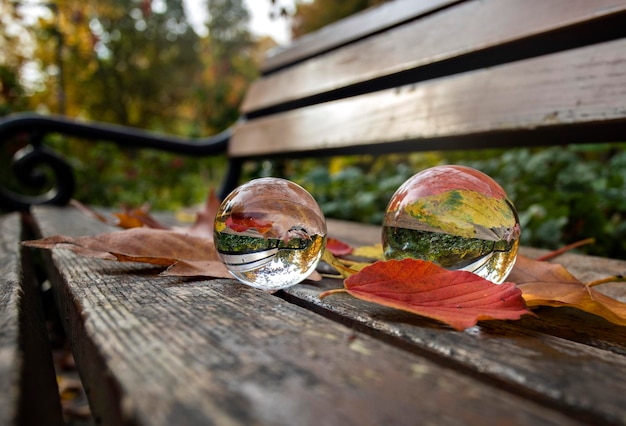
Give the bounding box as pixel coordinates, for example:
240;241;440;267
509;255;626;326
116;206;170;230
320;258;530;331
326;237;353;256
351;243;384;260
23;228;232;279
70;189;221;239
70;199;168;230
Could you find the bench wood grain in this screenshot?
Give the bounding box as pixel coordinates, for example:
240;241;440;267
261;0;459;73
233;37;626;158
3;0;626;424
0;213;64;426
244;0;626;115
0;214;22;426
24;205;626;425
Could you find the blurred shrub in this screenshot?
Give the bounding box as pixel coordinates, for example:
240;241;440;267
47;135;227;211
265;144;626;259
460;144;626;259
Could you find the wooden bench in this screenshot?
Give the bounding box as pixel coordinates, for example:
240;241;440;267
0;213;64;426
2;0;626;424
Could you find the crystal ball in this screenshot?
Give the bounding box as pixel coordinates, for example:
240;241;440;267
214;178;327;291
382;165;520;283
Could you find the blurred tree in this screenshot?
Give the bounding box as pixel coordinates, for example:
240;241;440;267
25;0;257;135
5;0;259;209
0;0;31;115
291;0;390;38
0;65;27;116
195;0;256;135
0;1;37;213
31;0;201;132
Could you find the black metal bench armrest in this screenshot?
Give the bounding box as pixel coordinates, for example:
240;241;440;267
0;112;234;211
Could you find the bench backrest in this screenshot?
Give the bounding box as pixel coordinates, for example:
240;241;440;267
230;0;626;160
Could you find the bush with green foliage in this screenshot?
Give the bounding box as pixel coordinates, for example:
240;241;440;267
264;144;626;259
461;144;626;259
49;136;227;210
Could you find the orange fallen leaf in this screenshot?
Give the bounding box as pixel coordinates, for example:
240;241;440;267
71;189;221;238
326;237;353;256
320;259;531;331
114;206;169;230
23;228;232;279
162;260;227;277
22;224;322;282
509;255;626;326
70;199;169;230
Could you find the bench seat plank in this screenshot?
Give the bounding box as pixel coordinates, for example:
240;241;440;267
278;220;626;424
0;213;64;426
0;214;23;426
2;0;626;422
232;37;626;157
243;0;626;114
29;206;584;425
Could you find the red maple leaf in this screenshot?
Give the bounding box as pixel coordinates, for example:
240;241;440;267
322;258;531;331
326;237;353;256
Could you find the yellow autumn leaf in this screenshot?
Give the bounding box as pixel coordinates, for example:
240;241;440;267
352;243;385;260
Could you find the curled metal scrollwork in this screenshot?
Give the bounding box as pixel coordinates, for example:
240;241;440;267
0;112;235;211
1;144;76;211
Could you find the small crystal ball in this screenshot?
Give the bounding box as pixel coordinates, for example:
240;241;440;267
382;165;520;283
214;178;327;290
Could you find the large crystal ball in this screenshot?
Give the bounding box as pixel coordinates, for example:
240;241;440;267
382;165;520;283
214;178;327;290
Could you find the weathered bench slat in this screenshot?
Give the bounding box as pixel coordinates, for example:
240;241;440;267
261;0;459;73
0;213;64;426
232;37;626;158
3;0;626;422
243;0;626;115
0;214;22;426
28;206;586;425
279;220;626;425
286;279;626;425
